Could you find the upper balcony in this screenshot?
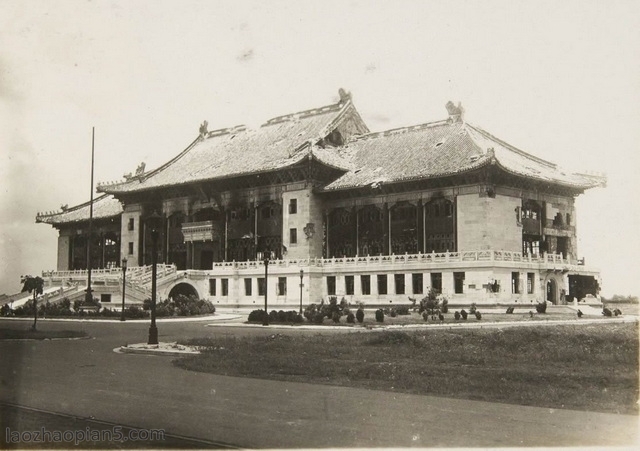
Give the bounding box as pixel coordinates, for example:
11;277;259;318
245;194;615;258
181;220;220;242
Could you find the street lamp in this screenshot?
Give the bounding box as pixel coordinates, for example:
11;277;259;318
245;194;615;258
120;257;128;321
263;254;269;326
299;269;304;314
146;210;163;345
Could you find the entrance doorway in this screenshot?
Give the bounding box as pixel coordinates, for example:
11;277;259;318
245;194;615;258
546;279;557;304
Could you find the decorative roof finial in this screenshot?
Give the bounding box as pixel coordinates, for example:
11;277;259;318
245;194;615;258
199;120;209;137
445;101;464;123
135;162;146;176
338;88;351;104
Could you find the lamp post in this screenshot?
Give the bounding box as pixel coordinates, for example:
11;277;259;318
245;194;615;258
299;269;304;314
146;210;163;345
120;257;128;321
263;255;269;326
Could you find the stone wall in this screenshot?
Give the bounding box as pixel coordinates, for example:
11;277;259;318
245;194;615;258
457;192;522;252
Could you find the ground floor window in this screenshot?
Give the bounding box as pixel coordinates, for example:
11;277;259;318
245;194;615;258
412;273;423;295
512;272;520;294
277;277;287;296
430;273;442;293
258;277;265;296
221;278;229;296
209;279;216;296
454;272;465;294
345;275;354;295
327;276;336;295
394;274;405;294
361;275;371;295
101;294;111;303
244;278;252;296
377;274;388;295
527;273;535;294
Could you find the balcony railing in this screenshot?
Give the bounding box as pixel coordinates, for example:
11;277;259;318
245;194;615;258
210;250;589;270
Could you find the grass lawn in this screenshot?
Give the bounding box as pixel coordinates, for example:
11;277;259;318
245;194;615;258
0;328;88;340
176;322;639;415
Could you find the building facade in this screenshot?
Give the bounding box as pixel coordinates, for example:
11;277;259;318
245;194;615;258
37;90;605;307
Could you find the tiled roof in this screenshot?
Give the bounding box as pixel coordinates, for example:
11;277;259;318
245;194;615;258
321;120;491;191
320;120;606;191
36;194;122;226
464;125;606;189
99;99;364;194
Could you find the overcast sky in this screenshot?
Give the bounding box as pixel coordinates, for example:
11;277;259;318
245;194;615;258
1;0;638;296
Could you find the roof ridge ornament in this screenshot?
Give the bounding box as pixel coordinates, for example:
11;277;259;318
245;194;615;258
199;120;209;137
446;101;464;123
338;88;351;104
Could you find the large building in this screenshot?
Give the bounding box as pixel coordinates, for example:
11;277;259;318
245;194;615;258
36;90;605;308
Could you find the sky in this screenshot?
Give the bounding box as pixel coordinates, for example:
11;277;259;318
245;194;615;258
1;0;638;296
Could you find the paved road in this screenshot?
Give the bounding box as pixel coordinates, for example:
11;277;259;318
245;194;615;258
0;318;637;448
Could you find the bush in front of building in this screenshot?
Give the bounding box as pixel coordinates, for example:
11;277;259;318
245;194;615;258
304;296;349;324
356;308;365;323
375;308;384;322
346;312;355;323
460;309;468;320
535;301;547;314
144;295;216;317
247;309;302;323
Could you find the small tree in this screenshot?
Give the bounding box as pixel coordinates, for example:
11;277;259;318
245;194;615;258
21;275;44;330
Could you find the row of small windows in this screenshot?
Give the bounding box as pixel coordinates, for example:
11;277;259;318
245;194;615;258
511;272;536;294
325;273;445;296
209;277;288;297
207;272;537;298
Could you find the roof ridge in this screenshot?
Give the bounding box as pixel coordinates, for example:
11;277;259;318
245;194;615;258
206;124;247;137
36;193;113;219
466;123;556;168
264;101;343;126
350;119;451;142
98;136;202;192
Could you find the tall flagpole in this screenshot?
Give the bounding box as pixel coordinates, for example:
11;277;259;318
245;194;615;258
85;127;95;302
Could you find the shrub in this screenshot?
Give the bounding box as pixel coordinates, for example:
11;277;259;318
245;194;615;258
126;305;145;319
506;306;515;314
460;309;468;320
346;312;355;323
269;310;279;322
390;308;397;318
0;304;12;317
454;311;461;320
614;308;622;316
312;312;325;324
602;307;612;317
422;312;429;321
475;311;482;320
441;298;449;313
419;289;439;315
248;309;268;322
332;311;341;323
469;303;477;314
535;301;547;314
356;308;365;323
375;308;384;323
395;305;411;315
304;303;318;322
277;310;287;323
